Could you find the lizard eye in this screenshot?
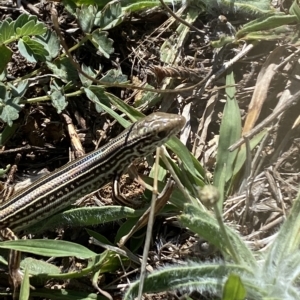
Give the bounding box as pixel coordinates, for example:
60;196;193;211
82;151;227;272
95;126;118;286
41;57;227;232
157;129;168;139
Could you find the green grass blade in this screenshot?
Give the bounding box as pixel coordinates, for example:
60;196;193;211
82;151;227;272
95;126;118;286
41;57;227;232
214;71;241;209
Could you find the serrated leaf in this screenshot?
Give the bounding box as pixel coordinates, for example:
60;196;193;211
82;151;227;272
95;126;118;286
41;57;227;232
35;30;60;60
46;57;78;83
0;95;22;126
79;64;98;87
77;5;97;33
0;239;96;258
90;29;114;59
94;1;124;30
18;36;48;62
50;82;68;113
0;20;15;43
100;68;127;84
0;45;12;74
14;14;46;36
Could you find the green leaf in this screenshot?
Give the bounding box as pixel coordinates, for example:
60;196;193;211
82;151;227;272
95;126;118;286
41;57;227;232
180;203;256;267
222;273;246;300
290;0;300;22
18;36;48;62
122;1;161;13
167;136;197;179
47;57;78;83
35;30;60;60
30;287;105;299
0;124;18;146
50;81;68;113
8;80;29;97
94;1;124;30
99;68;127;83
21;257;61;275
0;83;6;98
115;217;140;244
0;19;15;43
77;5;97;33
0;239;96;258
14;14;46;36
0;164;10;176
232;130;266;176
79;64;98;87
84;85;111;112
124;263;255;300
29;206;139;233
64;0;111;7
0;95;22;126
104;92;143;121
0;44;12;74
86;228;114;246
236;14;296;39
264;189;300;270
15;20;46;36
214;71;241;209
19;267;30;300
89;29;114;58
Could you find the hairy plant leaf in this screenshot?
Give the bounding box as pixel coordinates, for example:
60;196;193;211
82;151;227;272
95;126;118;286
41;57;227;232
79;64;98;87
77;5;97;33
124;263;254;300
50;82;68;113
0;95;22;127
47;57;78;83
94;1;123;30
29;206;139;233
180;203;256;267
18;36;48;62
89;29;114;58
100;68;127;83
8;80;29;98
21;257;61;275
35;30;60;60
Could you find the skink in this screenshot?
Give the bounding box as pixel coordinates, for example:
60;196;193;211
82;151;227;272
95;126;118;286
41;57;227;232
0;112;185;291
